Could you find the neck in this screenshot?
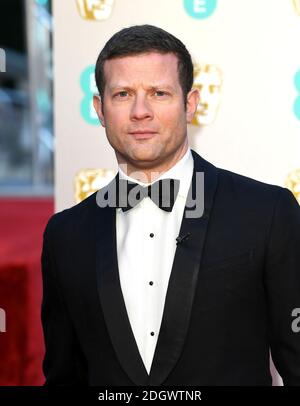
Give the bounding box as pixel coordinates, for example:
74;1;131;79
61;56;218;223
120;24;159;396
117;143;189;184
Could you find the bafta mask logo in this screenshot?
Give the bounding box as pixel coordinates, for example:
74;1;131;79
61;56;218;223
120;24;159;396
192;63;223;126
75;168;116;203
76;0;114;21
285;169;300;204
184;0;218;19
293;0;300;15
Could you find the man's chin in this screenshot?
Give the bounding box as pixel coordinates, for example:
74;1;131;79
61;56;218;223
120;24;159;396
128;145;163;162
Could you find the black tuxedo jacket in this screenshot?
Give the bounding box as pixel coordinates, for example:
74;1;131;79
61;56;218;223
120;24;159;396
41;149;300;386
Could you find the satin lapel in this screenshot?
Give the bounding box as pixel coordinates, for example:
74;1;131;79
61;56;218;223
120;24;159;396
148;149;219;386
95;174;149;385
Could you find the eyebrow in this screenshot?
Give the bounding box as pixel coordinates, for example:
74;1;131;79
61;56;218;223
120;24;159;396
109;84;176;92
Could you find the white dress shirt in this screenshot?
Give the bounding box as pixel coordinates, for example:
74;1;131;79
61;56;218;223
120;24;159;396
116;147;194;374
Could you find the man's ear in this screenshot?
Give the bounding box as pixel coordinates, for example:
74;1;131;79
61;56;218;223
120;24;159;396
93;95;105;127
186;88;200;123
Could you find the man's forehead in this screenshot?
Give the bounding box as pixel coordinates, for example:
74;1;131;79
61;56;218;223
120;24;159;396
103;52;180;89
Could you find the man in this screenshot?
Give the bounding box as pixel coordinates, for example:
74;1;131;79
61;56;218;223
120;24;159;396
41;25;300;385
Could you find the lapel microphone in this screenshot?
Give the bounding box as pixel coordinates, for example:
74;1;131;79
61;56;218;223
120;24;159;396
176;232;191;245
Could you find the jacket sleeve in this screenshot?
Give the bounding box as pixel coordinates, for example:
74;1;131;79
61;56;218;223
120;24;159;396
41;217;87;385
264;188;300;385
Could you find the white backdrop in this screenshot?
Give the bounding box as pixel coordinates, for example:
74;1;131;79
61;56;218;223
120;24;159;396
53;0;300;385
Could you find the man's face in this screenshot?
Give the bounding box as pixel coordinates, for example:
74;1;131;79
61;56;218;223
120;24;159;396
93;52;199;172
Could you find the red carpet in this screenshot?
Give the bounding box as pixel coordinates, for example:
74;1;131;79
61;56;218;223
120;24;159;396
0;197;54;385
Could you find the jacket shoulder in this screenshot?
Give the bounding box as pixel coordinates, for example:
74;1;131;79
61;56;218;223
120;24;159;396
43;191;98;237
216;166;289;201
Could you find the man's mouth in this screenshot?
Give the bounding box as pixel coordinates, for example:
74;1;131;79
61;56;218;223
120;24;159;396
129;130;157;139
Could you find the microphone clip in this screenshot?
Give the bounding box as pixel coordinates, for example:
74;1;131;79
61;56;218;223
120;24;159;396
176;232;191;245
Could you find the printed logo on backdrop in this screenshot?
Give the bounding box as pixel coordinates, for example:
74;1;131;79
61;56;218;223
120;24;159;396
285;169;300;204
192;63;223;126
293;70;300;121
80;65;99;125
293;0;300;15
184;0;218;19
76;0;114;20
75;168;116;203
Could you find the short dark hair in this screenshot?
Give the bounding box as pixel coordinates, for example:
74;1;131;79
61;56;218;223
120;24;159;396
95;24;194;103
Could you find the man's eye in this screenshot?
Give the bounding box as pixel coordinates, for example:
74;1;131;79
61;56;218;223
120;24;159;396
115;91;128;97
155;91;167;97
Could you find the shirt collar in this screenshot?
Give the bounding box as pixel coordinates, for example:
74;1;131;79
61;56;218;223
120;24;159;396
118;146;194;199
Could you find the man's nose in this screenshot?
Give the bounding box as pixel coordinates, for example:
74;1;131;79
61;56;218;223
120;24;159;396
130;94;153;120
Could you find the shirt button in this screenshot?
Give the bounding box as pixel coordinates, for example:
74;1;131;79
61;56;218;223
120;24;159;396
150;332;155;336
149;233;154;238
149;281;154;286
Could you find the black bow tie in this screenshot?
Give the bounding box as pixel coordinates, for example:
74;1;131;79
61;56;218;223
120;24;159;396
116;178;180;212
